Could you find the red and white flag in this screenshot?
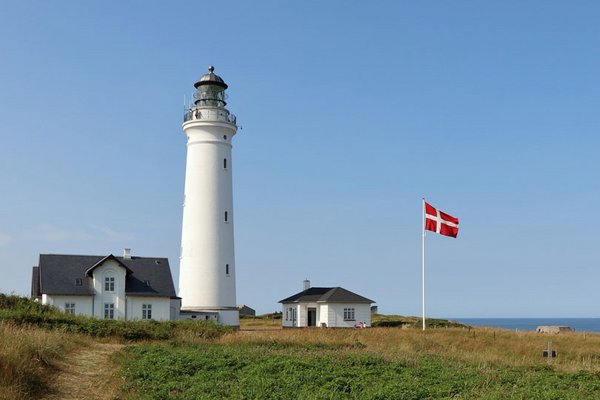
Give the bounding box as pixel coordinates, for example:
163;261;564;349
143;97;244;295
424;202;459;238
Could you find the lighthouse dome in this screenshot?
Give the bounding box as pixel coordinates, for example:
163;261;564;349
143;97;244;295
194;66;228;89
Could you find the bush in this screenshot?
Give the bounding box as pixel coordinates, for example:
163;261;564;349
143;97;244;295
0;293;231;341
372;320;406;328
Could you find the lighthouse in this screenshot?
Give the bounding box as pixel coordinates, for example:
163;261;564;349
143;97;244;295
178;66;239;326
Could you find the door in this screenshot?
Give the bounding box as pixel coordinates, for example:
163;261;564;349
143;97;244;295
307;307;317;327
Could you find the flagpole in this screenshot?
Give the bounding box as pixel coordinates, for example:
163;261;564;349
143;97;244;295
422;197;426;331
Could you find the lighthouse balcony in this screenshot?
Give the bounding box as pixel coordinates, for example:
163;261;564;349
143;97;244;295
184;108;237;125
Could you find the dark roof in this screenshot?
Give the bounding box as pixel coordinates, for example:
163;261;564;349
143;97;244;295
279;287;374;304
36;254;176;298
194;65;228;89
31;267;41;297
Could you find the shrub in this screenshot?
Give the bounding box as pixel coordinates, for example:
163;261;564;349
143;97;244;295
372;320;406;328
0;293;231;341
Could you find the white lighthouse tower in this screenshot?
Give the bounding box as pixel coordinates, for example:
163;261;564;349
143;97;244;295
178;66;239;326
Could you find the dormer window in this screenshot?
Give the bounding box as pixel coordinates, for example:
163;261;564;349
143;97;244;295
104;276;115;292
75;278;83;286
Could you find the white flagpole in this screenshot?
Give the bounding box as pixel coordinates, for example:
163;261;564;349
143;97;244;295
422;197;426;331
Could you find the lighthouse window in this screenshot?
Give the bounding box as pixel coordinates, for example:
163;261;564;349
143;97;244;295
223;135;227;140
225;264;230;275
223;158;227;169
224;211;228;222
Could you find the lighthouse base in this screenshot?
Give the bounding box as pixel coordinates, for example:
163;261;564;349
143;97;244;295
179;307;240;327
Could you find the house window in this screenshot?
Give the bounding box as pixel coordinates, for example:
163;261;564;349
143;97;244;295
144;280;151;286
285;309;288;321
225;264;229;275
104;303;115;319
75;278;83;286
65;303;75;315
142;304;152;320
104;276;115;292
343;308;355;321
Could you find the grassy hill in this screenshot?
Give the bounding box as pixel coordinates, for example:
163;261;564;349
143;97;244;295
238;312;466;329
0;293;230;399
3;294;600;399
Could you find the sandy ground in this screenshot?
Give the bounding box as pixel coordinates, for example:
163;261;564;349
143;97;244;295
41;343;124;400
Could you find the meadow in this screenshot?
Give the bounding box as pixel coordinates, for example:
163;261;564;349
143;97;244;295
0;294;229;400
118;327;600;399
2;294;600;399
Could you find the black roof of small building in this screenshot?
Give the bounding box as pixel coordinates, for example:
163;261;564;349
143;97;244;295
279;287;374;304
35;254;177;298
31;266;40;298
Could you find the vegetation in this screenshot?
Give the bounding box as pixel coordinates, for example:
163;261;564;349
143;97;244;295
119;328;600;399
0;294;229;399
4;293;600;399
371;314;466;329
0;321;86;399
0;293;231;341
239;312;282;329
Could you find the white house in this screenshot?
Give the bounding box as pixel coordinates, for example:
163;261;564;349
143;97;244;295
279;285;374;328
31;251;180;321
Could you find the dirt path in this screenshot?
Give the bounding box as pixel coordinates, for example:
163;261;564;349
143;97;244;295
42;342;125;400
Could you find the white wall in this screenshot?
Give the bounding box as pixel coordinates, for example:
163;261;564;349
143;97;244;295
126;296;171;321
43;295;93;316
179;116;238;326
319;304;329;326
326;303;371;328
281;304;299;327
282;303;371;328
91;260;127;320
170;298;181;320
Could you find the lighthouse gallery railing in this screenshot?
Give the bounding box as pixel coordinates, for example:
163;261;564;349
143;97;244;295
183;108;237;125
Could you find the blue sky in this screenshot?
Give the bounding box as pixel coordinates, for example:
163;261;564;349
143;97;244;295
1;1;599;317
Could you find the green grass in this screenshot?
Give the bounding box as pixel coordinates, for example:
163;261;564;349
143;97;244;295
371;313;466;328
0;293;230;399
4;293;600;399
118;342;600;399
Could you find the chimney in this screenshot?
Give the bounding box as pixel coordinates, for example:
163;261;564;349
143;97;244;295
303;279;310;291
123;248;131;259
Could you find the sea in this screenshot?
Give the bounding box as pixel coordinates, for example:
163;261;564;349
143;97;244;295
452;318;600;333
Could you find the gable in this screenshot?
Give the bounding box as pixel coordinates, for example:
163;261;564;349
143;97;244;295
85;254;133;276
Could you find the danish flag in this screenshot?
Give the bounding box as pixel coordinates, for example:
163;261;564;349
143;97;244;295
425;202;459;238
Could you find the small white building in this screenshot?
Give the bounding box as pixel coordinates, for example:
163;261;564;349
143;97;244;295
31;251;180;321
279;285;374;328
